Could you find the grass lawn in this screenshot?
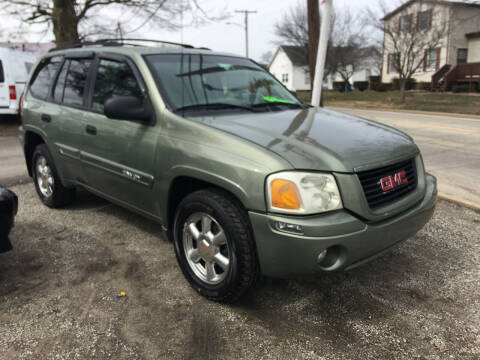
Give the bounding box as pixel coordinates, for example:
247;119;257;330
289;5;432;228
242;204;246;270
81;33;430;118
297;90;480;116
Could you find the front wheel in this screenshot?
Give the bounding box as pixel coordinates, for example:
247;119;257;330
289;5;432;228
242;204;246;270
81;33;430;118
173;189;259;302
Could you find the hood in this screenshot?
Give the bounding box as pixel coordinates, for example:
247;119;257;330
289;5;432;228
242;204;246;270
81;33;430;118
190;107;419;173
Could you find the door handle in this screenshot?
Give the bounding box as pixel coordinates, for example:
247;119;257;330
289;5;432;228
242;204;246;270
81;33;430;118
41;114;51;123
85;125;97;135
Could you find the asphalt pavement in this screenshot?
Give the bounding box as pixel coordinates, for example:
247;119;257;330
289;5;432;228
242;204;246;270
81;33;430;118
331;107;480;209
0;136;29;187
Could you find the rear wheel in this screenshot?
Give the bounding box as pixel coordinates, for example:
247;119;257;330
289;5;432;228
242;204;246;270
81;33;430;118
173;189;259;302
32;144;75;208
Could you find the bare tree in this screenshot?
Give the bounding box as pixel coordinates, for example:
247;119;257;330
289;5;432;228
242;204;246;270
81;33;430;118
275;2;370;92
0;0;226;46
367;0;448;103
274;1;309;47
260;51;273;64
329;9;367;92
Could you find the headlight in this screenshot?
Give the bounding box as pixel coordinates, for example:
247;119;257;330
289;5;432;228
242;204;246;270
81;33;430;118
266;172;343;215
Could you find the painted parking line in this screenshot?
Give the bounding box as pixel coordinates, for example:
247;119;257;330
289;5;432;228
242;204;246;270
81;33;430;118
393;121;479;133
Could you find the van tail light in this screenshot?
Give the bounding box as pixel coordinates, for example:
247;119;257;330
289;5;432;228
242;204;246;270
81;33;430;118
9;85;16;100
19;94;24;121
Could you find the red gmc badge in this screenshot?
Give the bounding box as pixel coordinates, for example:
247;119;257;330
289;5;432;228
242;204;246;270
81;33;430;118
380;171;408;191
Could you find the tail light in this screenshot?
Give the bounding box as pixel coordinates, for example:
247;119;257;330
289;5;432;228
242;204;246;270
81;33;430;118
9;85;16;100
19;94;24;121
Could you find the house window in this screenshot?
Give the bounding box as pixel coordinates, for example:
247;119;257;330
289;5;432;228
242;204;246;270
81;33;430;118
388;53;399;73
418;10;431;30
426;48;438;71
305;71;310;85
282;73;289;83
401;15;412;33
457;49;468;64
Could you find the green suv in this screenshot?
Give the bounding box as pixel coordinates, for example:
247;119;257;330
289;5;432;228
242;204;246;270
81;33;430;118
19;42;437;302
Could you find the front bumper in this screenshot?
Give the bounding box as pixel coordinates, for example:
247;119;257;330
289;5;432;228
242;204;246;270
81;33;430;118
249;174;437;277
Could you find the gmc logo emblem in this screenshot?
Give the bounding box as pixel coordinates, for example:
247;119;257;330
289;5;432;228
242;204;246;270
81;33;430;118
380;171;408;191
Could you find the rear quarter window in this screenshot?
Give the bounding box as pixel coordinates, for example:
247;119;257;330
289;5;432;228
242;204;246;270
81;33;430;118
29;56;63;100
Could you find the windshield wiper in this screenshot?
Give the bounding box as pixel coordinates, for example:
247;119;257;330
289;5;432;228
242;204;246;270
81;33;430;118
173;102;256;113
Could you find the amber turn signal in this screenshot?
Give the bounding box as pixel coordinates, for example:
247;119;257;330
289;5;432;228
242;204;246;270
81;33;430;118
270;179;301;210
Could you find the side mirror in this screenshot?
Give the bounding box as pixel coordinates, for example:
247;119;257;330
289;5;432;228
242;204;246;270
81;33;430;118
104;96;152;122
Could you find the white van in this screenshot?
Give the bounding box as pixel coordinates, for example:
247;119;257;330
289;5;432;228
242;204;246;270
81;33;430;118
0;47;36;115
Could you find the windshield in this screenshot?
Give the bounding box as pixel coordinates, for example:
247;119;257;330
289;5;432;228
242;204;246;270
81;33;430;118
145;54;302;113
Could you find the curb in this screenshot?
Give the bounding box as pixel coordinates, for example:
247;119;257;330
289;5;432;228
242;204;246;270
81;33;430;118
438;193;480;212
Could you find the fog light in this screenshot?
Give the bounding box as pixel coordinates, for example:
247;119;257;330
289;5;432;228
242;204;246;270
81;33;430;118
317;249;327;263
274;221;304;235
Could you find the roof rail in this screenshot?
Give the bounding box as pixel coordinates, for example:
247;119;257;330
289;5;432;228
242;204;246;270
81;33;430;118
49;38;195;52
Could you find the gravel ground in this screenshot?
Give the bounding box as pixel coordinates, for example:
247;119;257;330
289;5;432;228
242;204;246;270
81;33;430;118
1;183;479;360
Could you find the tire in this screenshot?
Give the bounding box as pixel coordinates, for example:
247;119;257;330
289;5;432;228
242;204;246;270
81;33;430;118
173;188;259;302
32;144;75;208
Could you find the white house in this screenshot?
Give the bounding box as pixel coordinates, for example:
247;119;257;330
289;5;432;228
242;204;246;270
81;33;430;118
268;46;311;92
268;45;379;91
381;0;480;86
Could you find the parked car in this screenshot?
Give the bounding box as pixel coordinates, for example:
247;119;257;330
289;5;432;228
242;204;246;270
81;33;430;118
0;47;36;115
0;186;18;253
19;42;437;302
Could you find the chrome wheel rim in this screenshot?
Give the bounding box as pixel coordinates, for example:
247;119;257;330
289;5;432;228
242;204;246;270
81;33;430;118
36;155;54;198
182;212;230;285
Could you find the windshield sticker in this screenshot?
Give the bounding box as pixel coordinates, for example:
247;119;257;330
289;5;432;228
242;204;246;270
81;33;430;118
218;63;233;70
263;96;296;104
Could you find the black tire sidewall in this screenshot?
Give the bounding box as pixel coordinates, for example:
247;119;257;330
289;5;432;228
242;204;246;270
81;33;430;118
173;193;246;300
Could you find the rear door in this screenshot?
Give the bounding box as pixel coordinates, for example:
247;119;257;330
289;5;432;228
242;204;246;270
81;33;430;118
0;59;10;108
81;54;159;215
47;55;94;182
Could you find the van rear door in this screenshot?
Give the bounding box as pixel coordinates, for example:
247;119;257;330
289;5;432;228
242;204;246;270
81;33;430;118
0;59;10;107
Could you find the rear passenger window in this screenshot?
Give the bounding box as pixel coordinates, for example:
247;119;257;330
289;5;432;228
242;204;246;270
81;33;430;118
29;56;63;100
92;59;142;112
63;59;92;107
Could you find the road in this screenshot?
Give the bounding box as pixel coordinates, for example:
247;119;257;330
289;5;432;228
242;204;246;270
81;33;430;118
0;136;29;187
1;108;479;207
332;107;480;208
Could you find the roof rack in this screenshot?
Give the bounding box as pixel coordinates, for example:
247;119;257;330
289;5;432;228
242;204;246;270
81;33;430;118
49;38;197;52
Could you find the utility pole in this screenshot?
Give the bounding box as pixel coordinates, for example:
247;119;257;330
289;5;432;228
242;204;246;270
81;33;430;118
234;10;257;57
311;0;333;107
307;0;320;91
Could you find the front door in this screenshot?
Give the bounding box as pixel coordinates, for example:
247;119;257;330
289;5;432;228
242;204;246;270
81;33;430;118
80;56;159;216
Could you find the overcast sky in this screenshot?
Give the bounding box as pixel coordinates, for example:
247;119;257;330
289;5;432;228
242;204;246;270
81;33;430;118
1;0;394;61
136;0;381;62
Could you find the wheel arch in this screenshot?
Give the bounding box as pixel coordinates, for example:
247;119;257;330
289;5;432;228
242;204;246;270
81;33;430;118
24;130;47;177
166;173;251;234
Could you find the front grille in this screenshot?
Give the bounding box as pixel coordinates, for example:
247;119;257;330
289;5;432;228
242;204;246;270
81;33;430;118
357;158;417;208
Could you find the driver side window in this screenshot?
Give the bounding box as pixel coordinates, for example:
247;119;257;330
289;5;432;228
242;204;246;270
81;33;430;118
92;58;142;112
